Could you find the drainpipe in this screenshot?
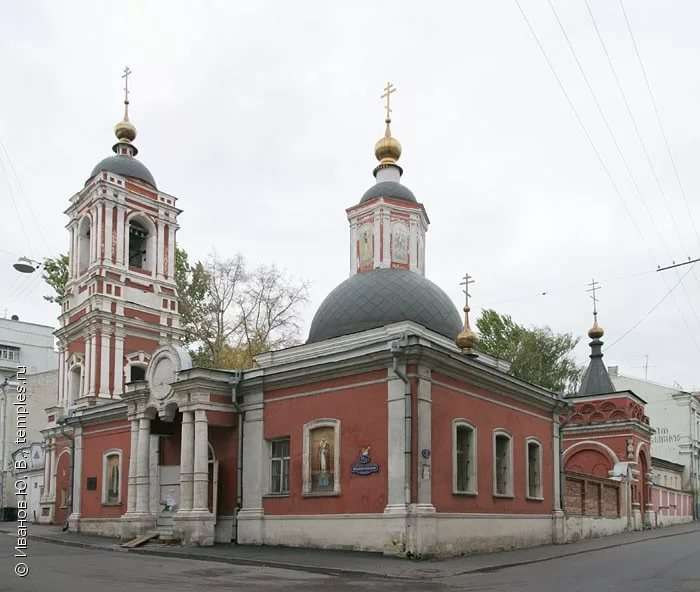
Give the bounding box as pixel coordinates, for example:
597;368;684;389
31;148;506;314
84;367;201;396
390;339;411;506
0;379;8;517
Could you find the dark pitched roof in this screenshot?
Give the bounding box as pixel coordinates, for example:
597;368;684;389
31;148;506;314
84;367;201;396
575;337;616;396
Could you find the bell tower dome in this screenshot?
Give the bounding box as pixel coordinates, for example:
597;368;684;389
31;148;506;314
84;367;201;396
347;83;428;277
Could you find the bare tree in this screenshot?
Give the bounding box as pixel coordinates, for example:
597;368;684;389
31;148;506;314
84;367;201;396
180;251;309;369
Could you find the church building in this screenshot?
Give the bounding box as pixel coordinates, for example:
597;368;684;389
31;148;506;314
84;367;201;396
39;77;691;556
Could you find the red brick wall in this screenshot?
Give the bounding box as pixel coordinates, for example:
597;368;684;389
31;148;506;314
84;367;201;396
262;371;388;515
431;372;554;514
564;449;613;478
564;473;619;517
80;420;131;518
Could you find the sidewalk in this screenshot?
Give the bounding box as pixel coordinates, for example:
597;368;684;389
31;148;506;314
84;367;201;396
2;521;698;580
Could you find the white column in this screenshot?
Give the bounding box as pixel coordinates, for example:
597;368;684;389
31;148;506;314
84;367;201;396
70;426;83;519
382;210;391;266
135;417;151;514
373;211;382;269
349;220;357;276
192;409;209;511
42;440;53;498
127;419;139;513
238;390;265;544
116;207;125;266
49;444;58;500
99;328;110;397
149;435;160;515
167;225;176;280
114;329;124;396
416;366;432;506
80;333;92;397
104;204;112;263
553;415;562;512
87;332;97;397
179;411;194;512
57;347;65;405
385;363;407;512
409;215;418;273
156;221;165;279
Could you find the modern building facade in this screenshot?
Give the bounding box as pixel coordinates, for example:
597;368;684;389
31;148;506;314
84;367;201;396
609;367;699;517
0;317;57;519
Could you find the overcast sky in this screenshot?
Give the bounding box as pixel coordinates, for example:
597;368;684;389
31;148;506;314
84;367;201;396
2;1;700;389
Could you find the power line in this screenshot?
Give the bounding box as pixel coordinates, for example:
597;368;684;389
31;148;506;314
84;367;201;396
619;0;700;248
513;0;646;244
514;0;700;357
607;263;695;350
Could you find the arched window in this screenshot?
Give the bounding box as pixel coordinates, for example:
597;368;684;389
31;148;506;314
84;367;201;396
493;430;513;497
526;438;543;500
77;217;91;275
102;450;122;505
127;216;154;271
453;420;477;494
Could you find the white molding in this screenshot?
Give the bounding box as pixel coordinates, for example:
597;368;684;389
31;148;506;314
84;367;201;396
525;437;543;500
302;418;341;496
452;419;477;495
101;448;123;505
492;429;513;497
562;440;620;466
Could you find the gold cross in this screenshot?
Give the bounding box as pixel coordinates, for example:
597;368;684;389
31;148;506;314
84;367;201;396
381;81;396;123
586;278;601;317
460;273;475;309
122;66;132;105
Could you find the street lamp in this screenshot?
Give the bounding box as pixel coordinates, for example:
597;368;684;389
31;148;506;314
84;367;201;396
13;257;42;274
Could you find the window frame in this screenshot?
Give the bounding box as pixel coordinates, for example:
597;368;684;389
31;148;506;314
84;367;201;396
525;437;544;501
101;449;123;505
452;419;478;495
492;429;514;498
268;437;291;496
302;418;341;496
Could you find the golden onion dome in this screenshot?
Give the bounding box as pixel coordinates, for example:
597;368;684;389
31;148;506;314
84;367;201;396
114;118;137;143
588;319;604;339
456;306;479;351
375;129;402;164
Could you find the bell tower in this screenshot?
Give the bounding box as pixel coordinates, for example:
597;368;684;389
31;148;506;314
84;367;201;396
347;82;429;277
52;69;183;413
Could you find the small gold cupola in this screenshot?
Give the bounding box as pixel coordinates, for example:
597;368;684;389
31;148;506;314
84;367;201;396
456;273;479;356
373;82;402;176
113;66;138;156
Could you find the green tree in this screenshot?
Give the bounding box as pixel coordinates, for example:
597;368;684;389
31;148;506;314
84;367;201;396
476;308;582;394
42;254;69;303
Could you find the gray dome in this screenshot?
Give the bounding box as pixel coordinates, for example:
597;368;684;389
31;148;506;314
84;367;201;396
308;268;462;343
89;155;157;188
360;181;416;204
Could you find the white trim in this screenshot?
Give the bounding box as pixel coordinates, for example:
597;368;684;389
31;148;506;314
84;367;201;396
525;437;543;500
493;429;513;497
562;440;620;466
264;378;388;404
101;449;123;505
452;419;477;495
302;418;341;496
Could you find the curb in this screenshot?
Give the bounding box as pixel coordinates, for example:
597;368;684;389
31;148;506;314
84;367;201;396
446;526;700;577
5;524;698;581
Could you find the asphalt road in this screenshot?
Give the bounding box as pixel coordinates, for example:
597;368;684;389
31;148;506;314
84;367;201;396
1;530;699;591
